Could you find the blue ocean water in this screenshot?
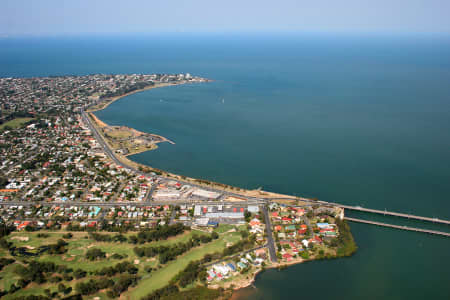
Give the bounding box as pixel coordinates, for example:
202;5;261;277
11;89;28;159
1;33;450;299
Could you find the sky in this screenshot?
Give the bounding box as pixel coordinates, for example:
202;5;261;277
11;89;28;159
1;0;450;36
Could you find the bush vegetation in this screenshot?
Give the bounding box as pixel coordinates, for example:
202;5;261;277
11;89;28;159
85;248;106;261
134;233;214;264
333;219;358;257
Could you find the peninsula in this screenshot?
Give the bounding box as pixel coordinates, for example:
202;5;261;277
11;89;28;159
0;74;357;300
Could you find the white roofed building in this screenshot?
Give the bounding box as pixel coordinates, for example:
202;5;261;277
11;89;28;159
191;188;221;200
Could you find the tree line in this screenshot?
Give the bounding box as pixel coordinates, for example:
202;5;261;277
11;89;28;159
129;223;187;244
141;253;229;300
86;223;187;244
74;274;140;298
11;260;86;293
133;233;217;264
94;261;138;277
222;234;255;257
333;218;358;257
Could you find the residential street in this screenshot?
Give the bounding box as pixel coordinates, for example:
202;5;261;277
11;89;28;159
263;205;277;262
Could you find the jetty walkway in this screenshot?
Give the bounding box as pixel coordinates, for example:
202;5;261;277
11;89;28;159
345;217;450;237
318;201;450;225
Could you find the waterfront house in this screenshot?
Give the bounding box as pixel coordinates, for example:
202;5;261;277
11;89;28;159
237;262;247;269
227;262;237;272
282;253;293;261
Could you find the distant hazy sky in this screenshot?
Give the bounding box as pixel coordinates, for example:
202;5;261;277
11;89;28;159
1;0;450;36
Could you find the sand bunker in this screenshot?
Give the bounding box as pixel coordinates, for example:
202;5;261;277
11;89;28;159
11;236;29;241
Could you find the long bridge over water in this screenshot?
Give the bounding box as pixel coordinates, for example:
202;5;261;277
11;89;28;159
313;200;450;236
325;202;450;225
345;217;450;237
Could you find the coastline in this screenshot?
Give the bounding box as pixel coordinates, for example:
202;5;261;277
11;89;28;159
88;111;174;156
84;79;357;300
88;83;303;200
217;260;305;289
227;252;354;297
208;258;308;299
231;259;306;290
87;82;184;113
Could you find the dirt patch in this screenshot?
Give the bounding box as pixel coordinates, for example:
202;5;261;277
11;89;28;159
134;259;140;265
11;236;29;241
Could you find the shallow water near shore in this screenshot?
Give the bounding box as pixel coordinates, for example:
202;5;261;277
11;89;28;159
2;33;450;299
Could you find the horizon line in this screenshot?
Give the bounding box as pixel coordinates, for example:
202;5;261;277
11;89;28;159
2;29;450;39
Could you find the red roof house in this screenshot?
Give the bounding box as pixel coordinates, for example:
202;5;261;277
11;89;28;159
282;253;293;261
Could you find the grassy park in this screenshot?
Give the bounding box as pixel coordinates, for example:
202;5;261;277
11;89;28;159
0;118;34;131
0;224;246;299
128;227;242;299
